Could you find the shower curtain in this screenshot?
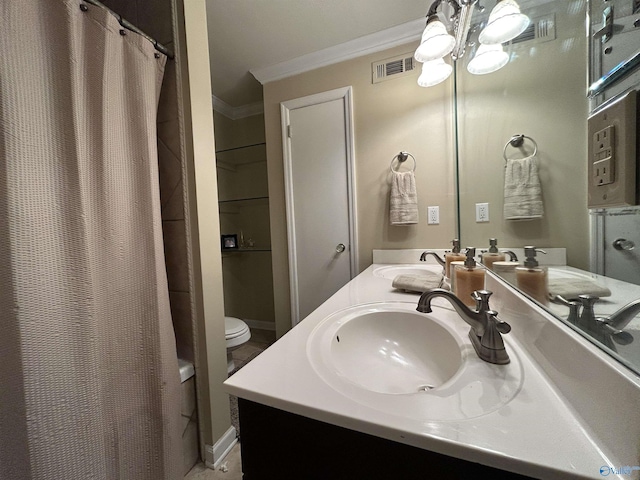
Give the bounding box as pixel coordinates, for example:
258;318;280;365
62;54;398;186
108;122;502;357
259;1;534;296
0;1;182;479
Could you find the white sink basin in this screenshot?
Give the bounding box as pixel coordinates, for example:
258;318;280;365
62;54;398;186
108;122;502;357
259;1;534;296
307;302;524;421
330;309;461;394
373;264;442;280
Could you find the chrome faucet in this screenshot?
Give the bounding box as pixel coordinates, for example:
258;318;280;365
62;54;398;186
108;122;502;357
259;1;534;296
574;295;636;351
416;288;511;364
502;250;518;262
420;251;445;267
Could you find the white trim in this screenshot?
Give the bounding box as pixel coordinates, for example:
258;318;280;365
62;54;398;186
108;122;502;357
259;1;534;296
251;18;424;85
205;427;238;469
280;102;299;327
343;88;359;278
590;210;606;275
212;94;264;120
281;87;359;327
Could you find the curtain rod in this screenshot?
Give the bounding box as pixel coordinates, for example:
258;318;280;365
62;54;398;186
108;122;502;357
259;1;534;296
83;0;175;59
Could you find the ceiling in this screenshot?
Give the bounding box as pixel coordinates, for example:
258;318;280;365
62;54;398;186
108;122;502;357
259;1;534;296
204;0;428;108
203;0;552;109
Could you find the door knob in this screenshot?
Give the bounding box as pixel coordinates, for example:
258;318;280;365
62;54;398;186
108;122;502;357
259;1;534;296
613;238;635;251
335;243;346;253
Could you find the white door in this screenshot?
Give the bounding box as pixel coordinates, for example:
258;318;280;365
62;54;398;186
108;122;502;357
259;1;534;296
281;87;358;326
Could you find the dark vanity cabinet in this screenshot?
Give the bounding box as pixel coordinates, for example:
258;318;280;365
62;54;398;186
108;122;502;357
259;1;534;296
238;399;533;480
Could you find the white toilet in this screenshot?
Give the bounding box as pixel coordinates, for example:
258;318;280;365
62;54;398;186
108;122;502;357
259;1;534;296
225;316;251;374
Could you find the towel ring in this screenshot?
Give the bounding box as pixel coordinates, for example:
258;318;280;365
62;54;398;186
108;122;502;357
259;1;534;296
503;134;538;162
390;151;416;173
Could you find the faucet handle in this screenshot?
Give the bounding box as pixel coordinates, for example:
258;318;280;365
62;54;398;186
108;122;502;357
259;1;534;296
578;294;599;306
552;295;580;325
487;311;511;334
472;290;493;312
601;323;634;345
577;294;599;331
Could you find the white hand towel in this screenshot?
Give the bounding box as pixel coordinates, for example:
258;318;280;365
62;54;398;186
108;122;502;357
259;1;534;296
390;170;418;225
548;278;612;300
503;155;544;221
392;273;449;293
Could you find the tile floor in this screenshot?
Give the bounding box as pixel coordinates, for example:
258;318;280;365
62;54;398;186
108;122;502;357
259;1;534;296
184;443;242;480
185;328;275;480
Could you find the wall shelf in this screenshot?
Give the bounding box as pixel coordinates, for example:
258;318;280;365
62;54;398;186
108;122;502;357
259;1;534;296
222;248;272;255
215;142;266;154
215;142;267;170
215;130;274;326
219;196;269;205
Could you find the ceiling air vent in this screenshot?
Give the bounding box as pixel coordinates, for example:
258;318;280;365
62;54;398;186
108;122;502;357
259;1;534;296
510;13;556;46
372;53;415;84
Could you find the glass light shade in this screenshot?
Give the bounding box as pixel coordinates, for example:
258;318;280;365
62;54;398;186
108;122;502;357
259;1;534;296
467;44;509;75
478;0;530;45
414;20;455;62
417;59;452;87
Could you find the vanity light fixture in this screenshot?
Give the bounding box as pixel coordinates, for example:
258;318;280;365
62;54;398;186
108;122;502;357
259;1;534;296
418;58;453;86
478;0;530;45
414;15;456;62
414;0;530;86
466;43;509;74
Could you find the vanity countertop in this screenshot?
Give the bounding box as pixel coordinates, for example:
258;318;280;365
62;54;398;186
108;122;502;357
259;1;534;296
224;262;640;479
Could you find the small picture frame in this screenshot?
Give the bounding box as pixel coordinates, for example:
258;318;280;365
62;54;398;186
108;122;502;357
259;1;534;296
221;234;238;250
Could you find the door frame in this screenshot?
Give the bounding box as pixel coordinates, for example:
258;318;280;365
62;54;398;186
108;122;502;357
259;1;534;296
280;86;358;327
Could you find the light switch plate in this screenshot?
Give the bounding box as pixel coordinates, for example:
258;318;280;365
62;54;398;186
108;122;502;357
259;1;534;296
587;89;637;208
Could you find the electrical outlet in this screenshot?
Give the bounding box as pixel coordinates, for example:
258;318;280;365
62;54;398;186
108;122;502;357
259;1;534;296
587;90;637;208
593;126;615;186
427;206;439;225
476;203;489;222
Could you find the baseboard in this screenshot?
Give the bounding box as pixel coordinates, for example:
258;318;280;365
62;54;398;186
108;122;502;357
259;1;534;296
205;426;238;469
244;318;276;331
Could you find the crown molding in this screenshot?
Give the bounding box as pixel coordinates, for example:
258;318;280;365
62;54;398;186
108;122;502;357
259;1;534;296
250;18;425;85
212;95;264;120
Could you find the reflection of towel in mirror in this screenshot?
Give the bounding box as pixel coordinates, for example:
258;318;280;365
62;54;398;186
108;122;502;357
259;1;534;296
392;273;449;293
503;156;543;221
548;278;611;300
390;170;418;225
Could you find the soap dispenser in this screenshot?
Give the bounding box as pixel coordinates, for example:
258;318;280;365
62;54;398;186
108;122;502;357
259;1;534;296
444;239;466;279
515;246;548;305
481;238;506;271
453;247;486;307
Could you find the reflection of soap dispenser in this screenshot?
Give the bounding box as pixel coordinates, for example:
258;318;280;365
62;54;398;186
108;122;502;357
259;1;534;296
445;239;466;279
493;250;519;284
454;247;486;307
481;238;506;271
516;246;548;305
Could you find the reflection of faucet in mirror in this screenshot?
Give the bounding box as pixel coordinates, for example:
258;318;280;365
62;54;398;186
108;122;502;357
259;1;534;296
420;251;445;267
453;0;640;374
550;295;580;326
502;250;518;262
570;295;636;351
417;288;511;364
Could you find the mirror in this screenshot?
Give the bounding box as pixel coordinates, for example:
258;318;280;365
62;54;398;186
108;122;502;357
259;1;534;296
455;0;640;375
